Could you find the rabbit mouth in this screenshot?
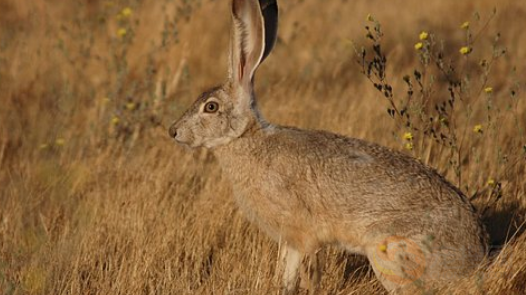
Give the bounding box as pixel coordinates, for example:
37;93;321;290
169;124;197;147
173;136;197;148
173;138;190;147
176;134;235;149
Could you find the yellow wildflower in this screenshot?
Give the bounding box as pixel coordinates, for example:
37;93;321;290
487;179;495;186
473;124;483;133
459;46;472;55
55;138;65;146
404;142;414;150
121;7;132;18
366;14;374;22
414;42;423;50
484;87;493;94
403;132;414;141
419;31;429;41
117;28;127;38
460;21;470;30
111;116;120;125
126;102;136;110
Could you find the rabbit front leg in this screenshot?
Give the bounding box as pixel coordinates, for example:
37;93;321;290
280;245;302;294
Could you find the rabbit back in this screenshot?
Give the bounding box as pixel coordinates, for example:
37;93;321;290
213;125;487;261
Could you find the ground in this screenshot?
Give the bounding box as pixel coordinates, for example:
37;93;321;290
1;0;525;294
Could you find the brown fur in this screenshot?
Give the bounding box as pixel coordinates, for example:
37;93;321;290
169;0;488;293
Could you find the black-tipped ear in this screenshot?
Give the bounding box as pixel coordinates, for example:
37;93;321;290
229;0;278;89
230;0;266;86
259;0;278;63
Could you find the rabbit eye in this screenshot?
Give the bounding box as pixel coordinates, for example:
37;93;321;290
204;101;219;113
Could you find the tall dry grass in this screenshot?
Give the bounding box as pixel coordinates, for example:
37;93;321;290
0;0;525;294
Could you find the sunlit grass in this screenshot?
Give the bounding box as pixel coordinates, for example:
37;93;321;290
0;0;525;294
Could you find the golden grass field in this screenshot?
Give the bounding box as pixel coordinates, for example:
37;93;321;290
1;0;525;294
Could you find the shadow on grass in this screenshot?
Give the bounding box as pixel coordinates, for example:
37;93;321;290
482;200;526;254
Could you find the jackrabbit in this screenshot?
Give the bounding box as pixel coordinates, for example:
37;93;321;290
169;0;488;293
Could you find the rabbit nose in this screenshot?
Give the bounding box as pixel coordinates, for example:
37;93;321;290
168;125;178;138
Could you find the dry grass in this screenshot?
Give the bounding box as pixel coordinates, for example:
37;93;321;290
1;0;525;294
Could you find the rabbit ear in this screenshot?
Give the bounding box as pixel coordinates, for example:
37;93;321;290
259;0;278;63
229;0;278;88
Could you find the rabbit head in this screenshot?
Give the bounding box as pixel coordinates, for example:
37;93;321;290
169;0;278;148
